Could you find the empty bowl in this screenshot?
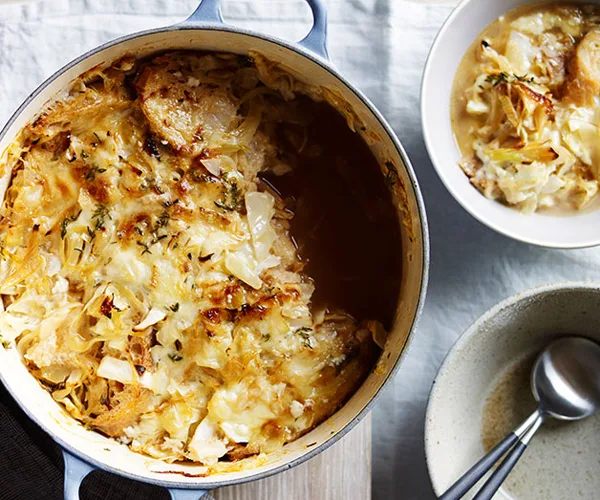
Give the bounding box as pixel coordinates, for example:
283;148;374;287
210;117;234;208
425;282;600;500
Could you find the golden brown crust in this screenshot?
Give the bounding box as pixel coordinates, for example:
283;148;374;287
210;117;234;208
88;386;152;437
565;29;600;106
0;51;379;469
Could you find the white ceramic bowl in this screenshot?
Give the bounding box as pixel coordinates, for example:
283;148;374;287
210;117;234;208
425;282;600;500
421;0;600;248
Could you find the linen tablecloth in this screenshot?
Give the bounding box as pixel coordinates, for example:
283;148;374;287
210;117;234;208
2;1;598;499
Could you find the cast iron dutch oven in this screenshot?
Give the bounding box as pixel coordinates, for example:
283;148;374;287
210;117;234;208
0;1;429;497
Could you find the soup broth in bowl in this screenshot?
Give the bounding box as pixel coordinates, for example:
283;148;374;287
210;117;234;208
452;3;600;214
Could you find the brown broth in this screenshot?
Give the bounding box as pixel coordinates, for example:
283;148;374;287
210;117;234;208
481;354;536;453
262;104;402;330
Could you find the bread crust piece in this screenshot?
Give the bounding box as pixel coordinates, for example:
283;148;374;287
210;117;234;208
565;29;600;106
135;53;239;155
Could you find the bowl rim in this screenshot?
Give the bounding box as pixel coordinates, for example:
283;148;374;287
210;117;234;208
420;0;600;249
424;280;600;496
0;22;430;491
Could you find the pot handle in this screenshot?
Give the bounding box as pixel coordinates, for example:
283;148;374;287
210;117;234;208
63;450;212;499
297;0;329;60
185;0;223;24
183;0;329;60
63;450;95;500
168;488;211;499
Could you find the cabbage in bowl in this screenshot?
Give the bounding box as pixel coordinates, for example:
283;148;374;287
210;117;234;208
452;3;600;214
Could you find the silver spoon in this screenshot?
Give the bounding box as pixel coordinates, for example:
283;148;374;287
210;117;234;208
440;336;600;500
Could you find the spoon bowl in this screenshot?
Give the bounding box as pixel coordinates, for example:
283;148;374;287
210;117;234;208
532;337;600;421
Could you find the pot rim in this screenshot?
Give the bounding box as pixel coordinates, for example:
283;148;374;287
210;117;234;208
0;21;430;490
424;280;600;495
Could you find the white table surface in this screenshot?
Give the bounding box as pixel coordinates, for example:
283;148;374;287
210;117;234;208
3;1;600;499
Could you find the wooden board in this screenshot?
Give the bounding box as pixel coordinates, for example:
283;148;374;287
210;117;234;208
213;415;371;500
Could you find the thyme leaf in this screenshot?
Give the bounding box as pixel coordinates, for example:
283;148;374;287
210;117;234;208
92;132;102;146
485;72;535;87
214;178;242;211
156;211;170;229
136;240;152;255
85;163;107;181
296;327;313;349
92;204;111;232
60;211;81;240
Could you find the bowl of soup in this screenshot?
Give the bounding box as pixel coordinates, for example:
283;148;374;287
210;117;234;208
422;0;600;248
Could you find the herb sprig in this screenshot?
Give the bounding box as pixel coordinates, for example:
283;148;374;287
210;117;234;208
296;327;313;349
156;211;170;229
85;163;107;181
92;205;111;230
484;72;535;88
60;211;81;240
135;212;170;255
215;178;242;211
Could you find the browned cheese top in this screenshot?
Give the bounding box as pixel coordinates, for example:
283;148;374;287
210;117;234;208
0;51;401;471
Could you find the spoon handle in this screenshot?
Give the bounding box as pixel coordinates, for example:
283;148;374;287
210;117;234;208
439;411;540;500
471;442;526;500
438;432;518;500
472;414;544;500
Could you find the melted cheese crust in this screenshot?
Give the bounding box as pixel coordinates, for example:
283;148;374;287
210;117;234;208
0;52;378;468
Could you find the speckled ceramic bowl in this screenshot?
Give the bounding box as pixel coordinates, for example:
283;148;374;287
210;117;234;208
425;283;600;500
